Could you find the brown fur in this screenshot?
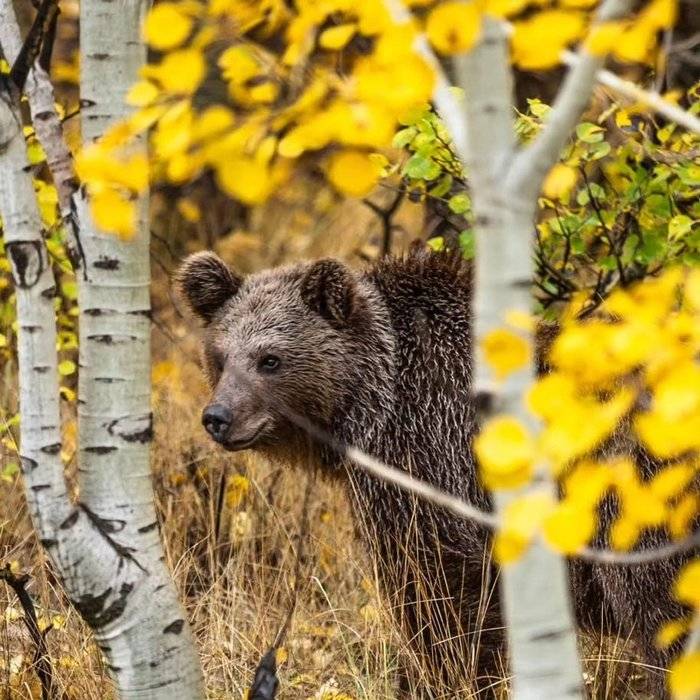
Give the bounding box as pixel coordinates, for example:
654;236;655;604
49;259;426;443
176;249;693;697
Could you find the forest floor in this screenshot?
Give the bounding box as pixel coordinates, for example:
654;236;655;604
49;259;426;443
0;188;660;699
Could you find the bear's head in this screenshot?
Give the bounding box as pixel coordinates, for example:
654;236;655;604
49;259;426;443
175;252;379;459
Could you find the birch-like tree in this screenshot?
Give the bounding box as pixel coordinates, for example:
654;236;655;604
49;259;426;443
0;0;204;695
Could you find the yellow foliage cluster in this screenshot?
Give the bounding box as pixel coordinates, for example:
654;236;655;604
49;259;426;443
75;0;677;237
476;268;700;695
477;268;700;555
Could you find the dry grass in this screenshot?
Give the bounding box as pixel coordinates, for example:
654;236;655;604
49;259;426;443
0;188;660;698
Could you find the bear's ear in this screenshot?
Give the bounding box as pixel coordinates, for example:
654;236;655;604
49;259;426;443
175;251;242;322
301;259;357;327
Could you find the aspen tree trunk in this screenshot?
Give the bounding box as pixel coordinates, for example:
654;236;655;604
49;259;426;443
0;0;204;695
0;1;81;264
450;2;632;698
75;0;204;694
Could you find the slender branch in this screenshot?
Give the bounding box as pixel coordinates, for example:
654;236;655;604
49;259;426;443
561;50;700;135
0;0;82;269
0;565;54;700
506;0;635;206
383;0;468;160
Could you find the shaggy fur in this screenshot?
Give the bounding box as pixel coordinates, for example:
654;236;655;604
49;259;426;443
177;249;692;697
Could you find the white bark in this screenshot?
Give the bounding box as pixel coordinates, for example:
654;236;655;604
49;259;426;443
451;18;584;700
75;0;204;695
0;2;82;265
1;0;204;695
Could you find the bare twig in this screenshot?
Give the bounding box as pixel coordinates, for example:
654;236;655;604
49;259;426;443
1;565;54;700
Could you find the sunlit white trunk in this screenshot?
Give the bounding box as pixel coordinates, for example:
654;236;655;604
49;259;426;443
75;0;203;695
450;1;631;696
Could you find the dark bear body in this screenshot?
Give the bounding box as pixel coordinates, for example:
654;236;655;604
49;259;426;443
176;249;691;697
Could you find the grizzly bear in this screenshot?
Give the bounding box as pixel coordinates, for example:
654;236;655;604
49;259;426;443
176;248;690;697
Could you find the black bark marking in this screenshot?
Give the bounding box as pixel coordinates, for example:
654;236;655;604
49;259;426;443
40;285;57;299
33;365;50;373
137;521;158;534
20;456;38;471
6;241;43;288
21;324;40;333
106;664;121;673
154;584;167;592
78;504;146;572
73;582;133;627
531;628;569;643
30;483;51;492
85;445;117;454
89;53;110;61
93;256;119;270
60;510;80;529
40;443;61;455
127;308;152;318
79;98;96;108
86;334;138;344
95;377;125;383
34;110;53;121
107;413;153;443
39;538;57;548
163;619;185;635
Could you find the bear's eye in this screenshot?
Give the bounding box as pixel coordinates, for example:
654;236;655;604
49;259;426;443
258;354;281;374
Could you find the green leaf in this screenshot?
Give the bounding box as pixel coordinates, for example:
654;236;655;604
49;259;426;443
576;122;605;143
448;193;470;214
427;236;445;252
458;229;475;259
392;127;416;149
668;214;693;240
429;174;453;198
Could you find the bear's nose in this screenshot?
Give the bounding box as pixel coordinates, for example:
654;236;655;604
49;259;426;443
202;404;233;443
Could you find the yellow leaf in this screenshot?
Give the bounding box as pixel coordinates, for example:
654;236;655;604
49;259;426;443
512;11;586;70
126;80;160;107
193;105;236;142
610;515;640;551
474;416;535;490
59;386;76;402
481;328;531;380
58;360;76;376
426;1;482;55
542;164;577;200
319;23;357;50
216;157;272;204
177;198;201;223
484;0;529;18
275;647;288;665
669;651;700;700
150;49;205;94
674;560;700;609
327;149;381;197
643;0;678;29
543;501;595;554
656;619;689;648
27;138;46;165
495;492;554;564
143;3;194;51
613;23;656;64
225;474;250;508
669;494;699;539
218;44;261;85
584;20;627;56
91;189;136;238
650;464;695;501
615;109;632;128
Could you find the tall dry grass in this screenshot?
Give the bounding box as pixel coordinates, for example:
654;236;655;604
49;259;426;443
1;188;658;698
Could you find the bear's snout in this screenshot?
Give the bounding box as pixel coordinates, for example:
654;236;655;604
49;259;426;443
202;403;233;444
